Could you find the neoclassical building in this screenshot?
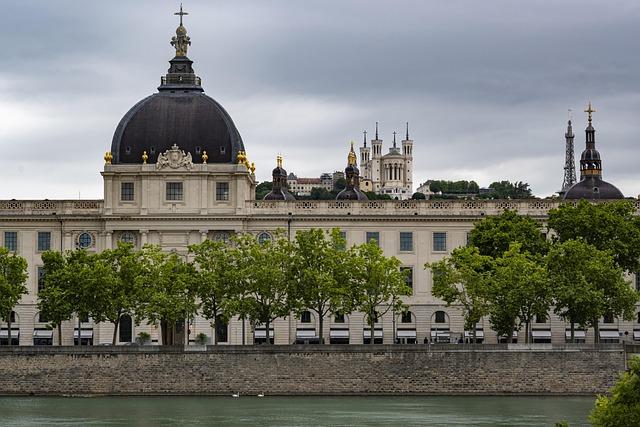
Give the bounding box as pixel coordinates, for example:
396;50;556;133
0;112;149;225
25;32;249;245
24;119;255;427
0;13;636;347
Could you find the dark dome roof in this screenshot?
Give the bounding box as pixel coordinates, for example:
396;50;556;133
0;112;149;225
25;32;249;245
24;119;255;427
111;91;244;164
563;177;624;200
264;189;296;201
336;188;369;200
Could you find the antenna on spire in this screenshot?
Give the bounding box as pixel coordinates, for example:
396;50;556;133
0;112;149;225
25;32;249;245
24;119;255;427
363;130;367;147
405;122;409;140
375;122;379;140
393;131;397;148
567;108;572;122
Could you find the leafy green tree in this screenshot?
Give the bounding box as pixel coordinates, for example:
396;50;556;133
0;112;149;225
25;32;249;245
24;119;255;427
427;246;493;342
411;192;426;200
90;243;143;345
136;246;198;345
350;242;411;344
255;181;272;200
333;178;347;191
487;180;534;199
590;356;640;426
309;187;334;200
547;239;638;342
548;200;640;273
469;210;549;258
189;239;235;345
0;248;28;346
290;229;349;344
226;233;295;345
38;251;73;345
488;244;551;343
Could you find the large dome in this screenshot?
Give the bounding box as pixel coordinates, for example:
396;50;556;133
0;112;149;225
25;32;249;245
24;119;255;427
563;177;624;200
110;91;244;164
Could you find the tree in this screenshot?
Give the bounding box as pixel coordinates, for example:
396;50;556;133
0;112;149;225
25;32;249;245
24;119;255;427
38;251;73;345
547;239;638;343
255;181;272;200
290;229;349;344
333;178;347;191
0;248;28;346
90;243;143;345
486;180;534;199
309;187;334;200
488;244;551;343
351;242;411;344
548;199;640;273
590;356;640;426
226;232;295;345
411;192;426;200
427;246;493;342
189;239;235;345
136;246;198;345
469;210;549;258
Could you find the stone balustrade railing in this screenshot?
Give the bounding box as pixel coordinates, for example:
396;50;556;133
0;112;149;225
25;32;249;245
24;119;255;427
0;200;103;216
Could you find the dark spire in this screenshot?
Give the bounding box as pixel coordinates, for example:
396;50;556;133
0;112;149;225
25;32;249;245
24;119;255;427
264;155;295;201
560;115;577;193
363;130;367;147
405;122;410;140
375;121;379;140
158;4;202;92
336;143;368;201
579;102;602;180
393;131;397;148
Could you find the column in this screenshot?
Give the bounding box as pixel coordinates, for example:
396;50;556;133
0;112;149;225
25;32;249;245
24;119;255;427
140;230;148;246
104;231;113;250
200;230;208;242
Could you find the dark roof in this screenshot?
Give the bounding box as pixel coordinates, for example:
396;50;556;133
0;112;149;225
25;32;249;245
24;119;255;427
563;177;624;200
264;189;296;201
110;91;244;164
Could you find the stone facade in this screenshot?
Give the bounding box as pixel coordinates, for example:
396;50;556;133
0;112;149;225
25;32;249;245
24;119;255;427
0;345;625;395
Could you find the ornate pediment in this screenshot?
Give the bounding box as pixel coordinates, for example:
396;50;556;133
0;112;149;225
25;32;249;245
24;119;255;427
156;144;193;170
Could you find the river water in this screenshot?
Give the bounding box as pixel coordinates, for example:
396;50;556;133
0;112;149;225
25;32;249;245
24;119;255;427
0;396;594;426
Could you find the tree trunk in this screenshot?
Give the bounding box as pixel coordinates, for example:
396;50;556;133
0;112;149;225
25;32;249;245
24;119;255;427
318;313;324;345
111;317;120;346
161;319;169;345
7;316;12;346
593;318;600;344
213;317;218;346
570;322;575;343
525;321;530;344
264;318;271;345
472;328;476;344
57;324;62;346
77;317;82;346
369;311;375;345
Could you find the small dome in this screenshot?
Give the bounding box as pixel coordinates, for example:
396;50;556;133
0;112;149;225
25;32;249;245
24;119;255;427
563;177;624;200
176;25;187;36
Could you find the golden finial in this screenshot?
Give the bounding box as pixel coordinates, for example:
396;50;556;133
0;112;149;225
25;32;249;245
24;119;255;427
104;151;113;165
142;150;148;164
201;150;208;164
276;155;283;168
347;141;357;166
584;102;596;123
250;162;256;174
236;150;246;164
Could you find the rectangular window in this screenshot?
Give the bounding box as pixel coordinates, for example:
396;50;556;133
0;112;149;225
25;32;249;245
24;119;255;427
401;266;413;291
121;182;134;201
37;232;51;252
466;232;471;246
216;182;230;201
37;267;46;292
433;232;447;252
399;232;413;252
337;231;347;251
4;231;17;252
166;182;183;201
365;232;380;246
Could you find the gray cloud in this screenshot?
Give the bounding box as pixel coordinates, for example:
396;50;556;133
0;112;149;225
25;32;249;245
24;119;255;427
1;0;639;199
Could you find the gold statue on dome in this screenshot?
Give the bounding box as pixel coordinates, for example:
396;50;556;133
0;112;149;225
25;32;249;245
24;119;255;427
142;150;148;164
201;150;208;164
171;4;191;57
250;162;256;174
347;141;357;166
104;151;113;165
276;154;283;168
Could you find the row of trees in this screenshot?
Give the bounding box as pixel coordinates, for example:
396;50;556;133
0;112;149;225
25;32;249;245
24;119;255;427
426;180;534;199
36;229;411;345
429;201;640;343
0;248;28;345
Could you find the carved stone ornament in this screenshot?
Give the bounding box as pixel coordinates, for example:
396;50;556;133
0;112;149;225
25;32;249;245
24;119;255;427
156;144;193;170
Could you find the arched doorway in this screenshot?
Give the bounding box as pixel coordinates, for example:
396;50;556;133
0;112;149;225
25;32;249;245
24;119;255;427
430;310;450;343
119;314;133;343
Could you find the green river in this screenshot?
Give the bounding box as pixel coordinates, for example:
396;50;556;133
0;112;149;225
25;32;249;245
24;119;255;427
0;396;594;426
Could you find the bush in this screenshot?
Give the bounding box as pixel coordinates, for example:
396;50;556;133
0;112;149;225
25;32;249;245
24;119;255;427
195;332;208;345
136;331;151;345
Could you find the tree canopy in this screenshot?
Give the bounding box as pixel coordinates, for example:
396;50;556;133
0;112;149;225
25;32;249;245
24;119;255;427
590;356;640;426
0;248;28;345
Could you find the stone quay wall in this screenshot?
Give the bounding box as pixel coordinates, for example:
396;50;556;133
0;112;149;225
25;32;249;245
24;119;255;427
0;344;626;396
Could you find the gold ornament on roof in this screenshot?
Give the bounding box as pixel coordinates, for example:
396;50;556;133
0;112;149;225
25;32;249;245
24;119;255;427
104;151;113;165
171;4;191;57
142;150;148;164
250;162;256;174
347;141;357;166
584;101;596;123
276;154;283;168
201;150;208;164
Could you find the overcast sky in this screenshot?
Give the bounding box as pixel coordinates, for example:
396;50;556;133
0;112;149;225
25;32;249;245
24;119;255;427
1;0;639;199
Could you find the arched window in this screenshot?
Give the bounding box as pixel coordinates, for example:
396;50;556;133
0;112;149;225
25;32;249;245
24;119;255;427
119;314;133;343
301;311;312;323
257;232;271;244
77;232;93;249
401;311;413;324
334;313;345;323
215;315;228;343
603;313;614;324
434;311;447;324
120;232;136;245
